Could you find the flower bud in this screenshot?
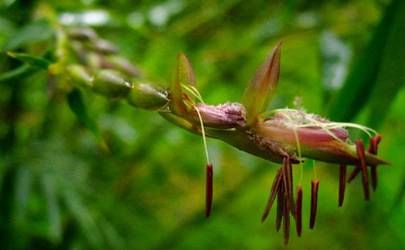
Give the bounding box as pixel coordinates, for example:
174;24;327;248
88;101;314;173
127;81;168;110
67;27;98;41
92;70;132;98
88;39;118;55
66;65;93;88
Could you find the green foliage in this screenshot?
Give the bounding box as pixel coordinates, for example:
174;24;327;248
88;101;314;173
0;0;404;250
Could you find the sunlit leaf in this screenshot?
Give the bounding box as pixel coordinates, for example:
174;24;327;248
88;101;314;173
242;42;281;124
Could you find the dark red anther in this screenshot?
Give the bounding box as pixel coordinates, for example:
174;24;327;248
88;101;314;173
282;157;292;213
261;168;283;223
347;167;360;183
295;185;303;237
287;160;295;214
368;135;382;154
276;184;284;232
205;163;213;218
338;164;347;207
283;190;290;245
355;140;369;200
309;179;319;229
368;135;382;191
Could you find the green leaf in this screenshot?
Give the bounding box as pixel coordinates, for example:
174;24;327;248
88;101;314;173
328;0;399;122
366;0;405;128
0;64;39;84
3;19;53;50
7;51;52;70
41;174;62;242
242;42;281;124
14;167;32;223
66;88;100;138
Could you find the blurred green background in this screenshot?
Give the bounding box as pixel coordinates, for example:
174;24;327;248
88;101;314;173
0;0;404;249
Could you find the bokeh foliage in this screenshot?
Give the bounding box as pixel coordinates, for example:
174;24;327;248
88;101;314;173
0;0;404;249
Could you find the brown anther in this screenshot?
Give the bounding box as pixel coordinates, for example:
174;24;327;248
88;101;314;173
287;160;295;215
347;167;360;183
261;168;283;222
368;135;382;191
295;185;303;237
355;140;370;200
309;179;319;229
282;156;293;213
283;190;290;245
276;184;284;232
205;163;213;218
338;164;347;207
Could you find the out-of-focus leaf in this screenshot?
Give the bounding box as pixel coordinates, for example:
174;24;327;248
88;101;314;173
63;189;103;249
7;52;52;70
3;19;53;50
0;64;39;83
242;42;281;124
41;174;62;242
14;167;32;223
66;88;100;138
328;0;399;121
367;0;405;128
320;31;350;91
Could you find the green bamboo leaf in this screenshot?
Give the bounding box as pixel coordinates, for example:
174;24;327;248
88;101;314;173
328;0;399;121
7;51;52;70
3;19;53;50
242;42;281;124
14;167;32;223
0;64;39;84
66;88;100;138
41;174;62;242
366;0;405;128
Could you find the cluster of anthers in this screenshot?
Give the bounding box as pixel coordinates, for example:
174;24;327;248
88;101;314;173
62;29;387;245
165;43;387;245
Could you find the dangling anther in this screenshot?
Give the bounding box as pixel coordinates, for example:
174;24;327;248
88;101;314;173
347;167;360;183
282;156;293;213
205;163;213;218
368;135;382;191
276;184;284;232
282;189;290;245
338;164;347;207
287;160;295;215
309;179;319;229
262;168;283;222
355;140;369;200
295;185;303;237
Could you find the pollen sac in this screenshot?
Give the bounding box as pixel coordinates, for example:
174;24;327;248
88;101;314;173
309;179;319;229
261;168;283;223
338;164;347;207
205;163;213;218
295;185;303;237
355;140;370;200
